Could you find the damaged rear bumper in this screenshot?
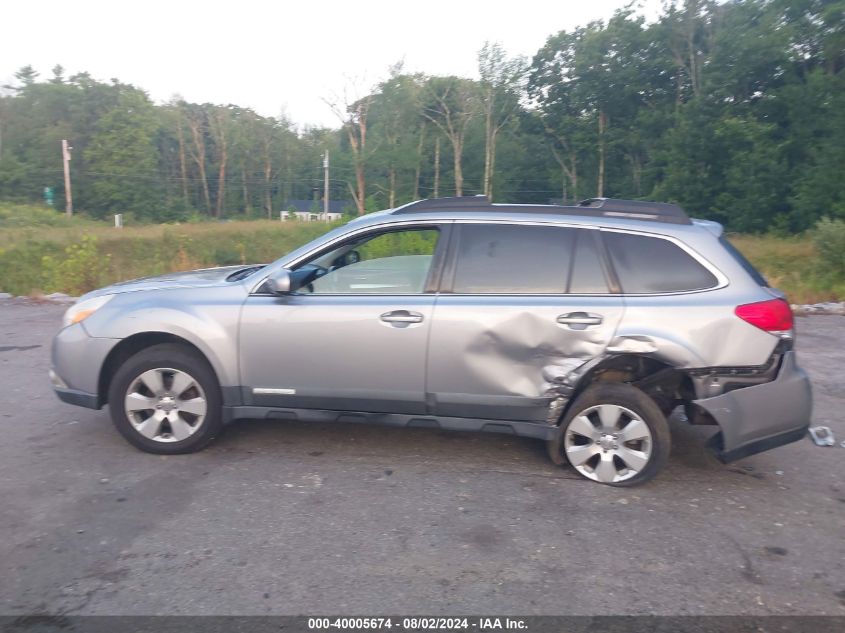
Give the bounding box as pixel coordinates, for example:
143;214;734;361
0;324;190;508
693;351;811;463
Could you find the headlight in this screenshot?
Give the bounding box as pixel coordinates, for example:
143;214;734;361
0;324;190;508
62;295;114;328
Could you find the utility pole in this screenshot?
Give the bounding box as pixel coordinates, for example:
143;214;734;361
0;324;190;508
433;137;440;198
61;139;73;217
322;150;329;221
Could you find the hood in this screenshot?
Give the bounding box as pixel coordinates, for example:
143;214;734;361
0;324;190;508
82;265;265;299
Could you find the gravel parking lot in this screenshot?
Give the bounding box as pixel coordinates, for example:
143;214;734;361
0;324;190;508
0;301;843;616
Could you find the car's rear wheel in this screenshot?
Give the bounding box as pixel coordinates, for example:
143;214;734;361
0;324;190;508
108;344;223;454
552;382;670;486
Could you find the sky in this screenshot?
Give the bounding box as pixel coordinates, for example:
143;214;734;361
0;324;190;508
1;0;662;129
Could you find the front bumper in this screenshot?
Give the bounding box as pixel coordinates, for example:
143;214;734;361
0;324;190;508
50;323;119;410
693;351;812;463
54;386;100;409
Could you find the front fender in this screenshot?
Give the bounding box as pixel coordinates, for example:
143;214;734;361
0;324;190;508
82;286;246;387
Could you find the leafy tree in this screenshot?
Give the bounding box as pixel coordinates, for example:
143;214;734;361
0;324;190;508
478;42;526;200
369;67;425;207
421;76;481;196
13;65;39;88
83;90;164;220
1;0;845;233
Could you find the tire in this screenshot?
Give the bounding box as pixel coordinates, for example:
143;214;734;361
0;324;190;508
550;382;670;486
108;343;223;454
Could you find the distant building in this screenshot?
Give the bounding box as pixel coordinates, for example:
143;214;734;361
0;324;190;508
281;199;350;222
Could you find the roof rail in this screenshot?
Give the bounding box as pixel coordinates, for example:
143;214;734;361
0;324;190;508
578;198;691;224
390;196;691;225
392;195;492;214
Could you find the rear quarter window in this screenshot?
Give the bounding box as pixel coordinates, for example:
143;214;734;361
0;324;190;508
604;232;718;294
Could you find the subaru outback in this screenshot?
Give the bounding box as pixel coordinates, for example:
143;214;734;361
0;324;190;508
50;196;812;486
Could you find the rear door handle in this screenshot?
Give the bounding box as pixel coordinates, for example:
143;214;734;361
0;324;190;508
557;312;603;329
380;310;424;324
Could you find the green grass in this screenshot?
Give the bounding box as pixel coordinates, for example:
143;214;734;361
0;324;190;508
727;234;845;304
0;202;103;231
0;204;843;302
0;204;334;295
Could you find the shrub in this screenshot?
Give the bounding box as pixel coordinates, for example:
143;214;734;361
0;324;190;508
0;240;63;295
41;234;111;295
0;202;100;229
811;217;845;278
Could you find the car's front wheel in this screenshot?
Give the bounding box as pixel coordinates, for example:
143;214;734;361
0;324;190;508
552;382;670;486
108;344;223;454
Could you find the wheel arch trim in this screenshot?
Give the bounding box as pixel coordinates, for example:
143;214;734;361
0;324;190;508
97;332;226;407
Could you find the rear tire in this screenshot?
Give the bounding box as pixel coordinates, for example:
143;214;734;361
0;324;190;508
108;344;223;454
549;382;670;486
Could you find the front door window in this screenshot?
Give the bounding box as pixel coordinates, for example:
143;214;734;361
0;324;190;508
303;229;439;295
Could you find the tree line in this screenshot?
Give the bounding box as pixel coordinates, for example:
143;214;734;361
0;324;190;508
0;0;843;232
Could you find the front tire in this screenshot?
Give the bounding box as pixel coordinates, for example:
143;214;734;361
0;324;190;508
551;382;670;486
108;344;223;454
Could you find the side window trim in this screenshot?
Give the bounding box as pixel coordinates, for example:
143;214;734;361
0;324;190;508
422;222;454;293
438;223;462;294
564;229;578;293
592;230;622;294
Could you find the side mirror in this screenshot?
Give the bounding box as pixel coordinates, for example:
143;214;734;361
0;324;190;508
266;268;293;294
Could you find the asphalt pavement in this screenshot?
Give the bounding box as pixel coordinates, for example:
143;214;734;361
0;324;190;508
0;300;843;616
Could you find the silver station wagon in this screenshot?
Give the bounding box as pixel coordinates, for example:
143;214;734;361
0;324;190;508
50;197;812;486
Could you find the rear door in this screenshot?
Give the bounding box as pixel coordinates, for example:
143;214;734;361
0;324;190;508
426;222;624;422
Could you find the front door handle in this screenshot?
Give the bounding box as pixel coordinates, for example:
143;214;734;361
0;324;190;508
557;312;603;329
380;310;424;325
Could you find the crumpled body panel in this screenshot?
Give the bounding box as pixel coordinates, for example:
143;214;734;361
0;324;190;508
426;287;788;427
426;295;625;421
694;351;812;459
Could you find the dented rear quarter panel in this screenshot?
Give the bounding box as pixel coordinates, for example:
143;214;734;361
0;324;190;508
606;224;783;369
617;290;782;368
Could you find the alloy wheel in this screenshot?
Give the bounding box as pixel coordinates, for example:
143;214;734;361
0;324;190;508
124;367;207;443
563;403;653;484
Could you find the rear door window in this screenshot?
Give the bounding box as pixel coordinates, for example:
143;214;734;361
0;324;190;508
603;232;718;293
451;224;575;294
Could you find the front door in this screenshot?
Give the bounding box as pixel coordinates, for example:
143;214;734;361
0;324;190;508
239;225;446;414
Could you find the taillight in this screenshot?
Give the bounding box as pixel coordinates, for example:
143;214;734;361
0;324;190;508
735;298;793;332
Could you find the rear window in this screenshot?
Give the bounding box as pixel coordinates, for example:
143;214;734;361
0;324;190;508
719;235;769;287
604;232;718;294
